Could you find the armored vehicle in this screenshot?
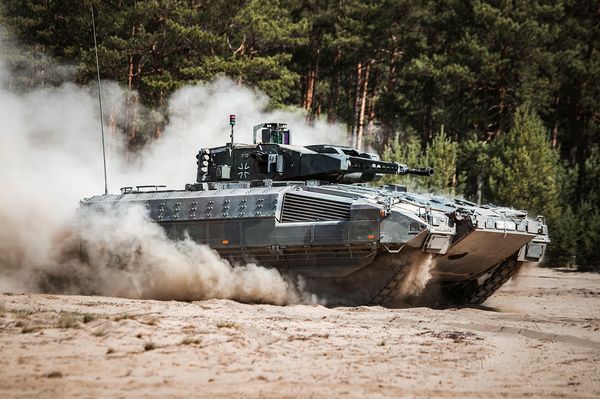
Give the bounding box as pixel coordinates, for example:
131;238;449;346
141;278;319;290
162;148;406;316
81;122;549;306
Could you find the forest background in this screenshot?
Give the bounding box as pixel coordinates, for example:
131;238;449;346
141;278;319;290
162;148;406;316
0;0;598;270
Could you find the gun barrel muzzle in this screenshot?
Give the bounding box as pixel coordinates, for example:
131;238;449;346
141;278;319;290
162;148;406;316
407;167;434;176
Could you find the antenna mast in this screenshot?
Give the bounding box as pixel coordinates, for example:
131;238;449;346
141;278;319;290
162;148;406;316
91;5;108;195
229;114;236;146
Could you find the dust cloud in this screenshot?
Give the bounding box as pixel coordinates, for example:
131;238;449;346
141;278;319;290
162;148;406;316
397;253;434;298
43;205;315;305
381;251;437;308
0;34;338;304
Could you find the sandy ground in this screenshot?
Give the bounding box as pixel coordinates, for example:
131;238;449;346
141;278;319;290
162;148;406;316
0;266;599;398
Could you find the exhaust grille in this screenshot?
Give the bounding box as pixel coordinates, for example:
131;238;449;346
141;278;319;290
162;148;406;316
281;193;351;222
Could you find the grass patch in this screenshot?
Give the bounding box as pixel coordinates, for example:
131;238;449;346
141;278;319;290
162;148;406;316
113;312;160;325
45;371;63;378
113;313;135;322
12;308;35;318
143;341;156;351
216;320;239;329
21;324;38;334
180;336;202;346
82;313;95;324
56;313;80;329
140;316;159;326
92;328;107;337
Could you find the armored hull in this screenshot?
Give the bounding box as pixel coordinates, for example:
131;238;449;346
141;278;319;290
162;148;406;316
81;122;549;306
82;181;548;306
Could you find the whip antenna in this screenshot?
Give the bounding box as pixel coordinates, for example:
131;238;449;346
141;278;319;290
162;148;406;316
229;114;236;146
91;5;108;195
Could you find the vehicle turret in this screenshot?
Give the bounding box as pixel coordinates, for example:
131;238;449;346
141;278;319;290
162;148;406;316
193;122;433;186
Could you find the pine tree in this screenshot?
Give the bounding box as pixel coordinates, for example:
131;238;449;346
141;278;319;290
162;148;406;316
381;126;463;196
422;127;464;196
486;106;560;213
575;148;600;270
486;105;566;262
380;130;422;189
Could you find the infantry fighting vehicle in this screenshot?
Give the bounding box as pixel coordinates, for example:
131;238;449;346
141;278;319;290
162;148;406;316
81;122;549;306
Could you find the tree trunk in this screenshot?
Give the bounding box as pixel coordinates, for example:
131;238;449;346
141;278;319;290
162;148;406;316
303;63;317;110
128;62;144;148
108;108;118;157
386;46;399;94
366;82;377;148
126;24;137;149
128;93;139;149
127;25;136;90
552;95;560;148
352;62;363;148
303;55;319;123
304;68;315;114
423;78;434;141
381;46;401;148
127;55;134;90
315;94;322;119
495;85;507;137
357;60;373;151
327;48;341;124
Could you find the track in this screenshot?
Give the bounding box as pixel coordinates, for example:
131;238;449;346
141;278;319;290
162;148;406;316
370;253;524;307
369;265;407;306
464;256;523;305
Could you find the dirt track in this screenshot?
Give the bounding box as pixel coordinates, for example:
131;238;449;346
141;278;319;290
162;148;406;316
0;266;599;398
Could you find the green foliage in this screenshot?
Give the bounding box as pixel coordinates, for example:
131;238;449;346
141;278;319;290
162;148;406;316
422;128;465;197
574;148;600;271
543;163;578;267
381;131;422;189
457;133;489;204
381;126;463;196
485;105;570;264
576;201;600;271
486;105;561;217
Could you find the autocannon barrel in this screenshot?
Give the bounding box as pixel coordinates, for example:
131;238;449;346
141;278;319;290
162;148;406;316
399;166;434;176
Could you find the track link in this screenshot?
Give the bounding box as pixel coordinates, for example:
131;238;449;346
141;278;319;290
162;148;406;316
464;256;523;305
369;266;407;306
